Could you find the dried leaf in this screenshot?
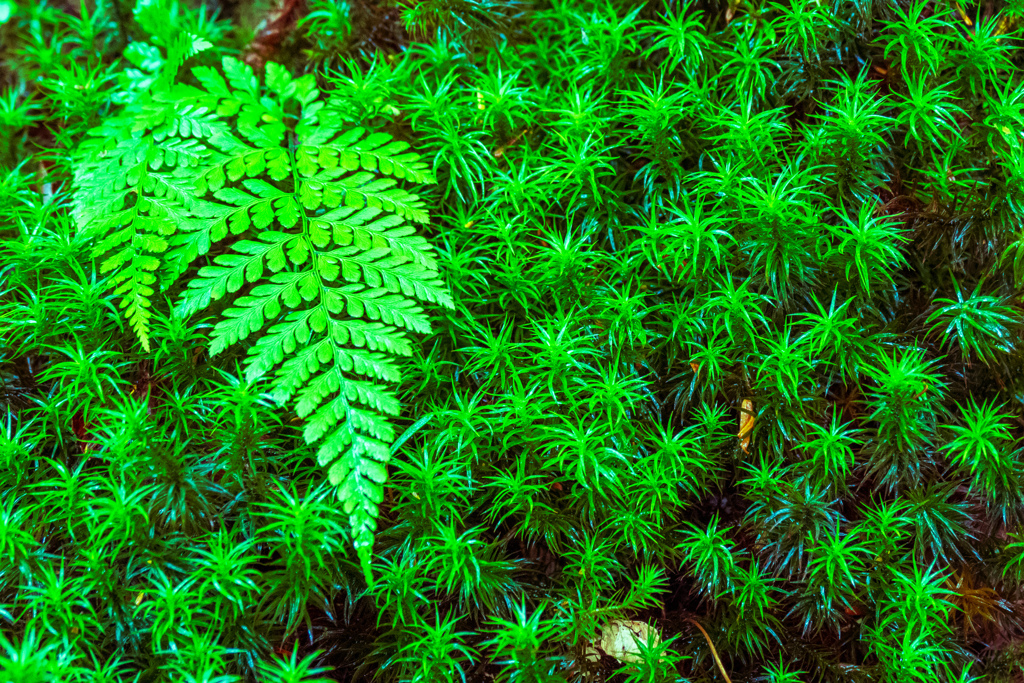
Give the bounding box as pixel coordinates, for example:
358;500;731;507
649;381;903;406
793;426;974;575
585;620;664;664
953;1;973;27
738;399;754;452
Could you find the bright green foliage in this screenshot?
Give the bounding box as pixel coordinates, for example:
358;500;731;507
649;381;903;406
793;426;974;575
943;399;1023;519
71;51;450;571
7;0;1024;681
927;278;1018;365
677;515;736;598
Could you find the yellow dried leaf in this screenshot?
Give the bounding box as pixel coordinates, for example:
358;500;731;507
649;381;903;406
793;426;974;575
953;1;973;26
738;399;754;452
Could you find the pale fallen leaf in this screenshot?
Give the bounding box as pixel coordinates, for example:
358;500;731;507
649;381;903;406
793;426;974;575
585;620;664;664
738;399;754;452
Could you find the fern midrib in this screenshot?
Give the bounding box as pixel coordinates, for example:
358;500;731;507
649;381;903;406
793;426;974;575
285;128;354;425
287;131;330;311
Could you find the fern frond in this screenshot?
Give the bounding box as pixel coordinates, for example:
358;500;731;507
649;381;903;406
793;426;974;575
73;55;448;573
72;77;231;350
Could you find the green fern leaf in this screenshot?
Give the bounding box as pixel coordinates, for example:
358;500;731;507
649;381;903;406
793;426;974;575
73;56;448;573
73;89;226;350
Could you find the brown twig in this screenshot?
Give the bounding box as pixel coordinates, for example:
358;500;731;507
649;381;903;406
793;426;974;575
684;618;733;683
